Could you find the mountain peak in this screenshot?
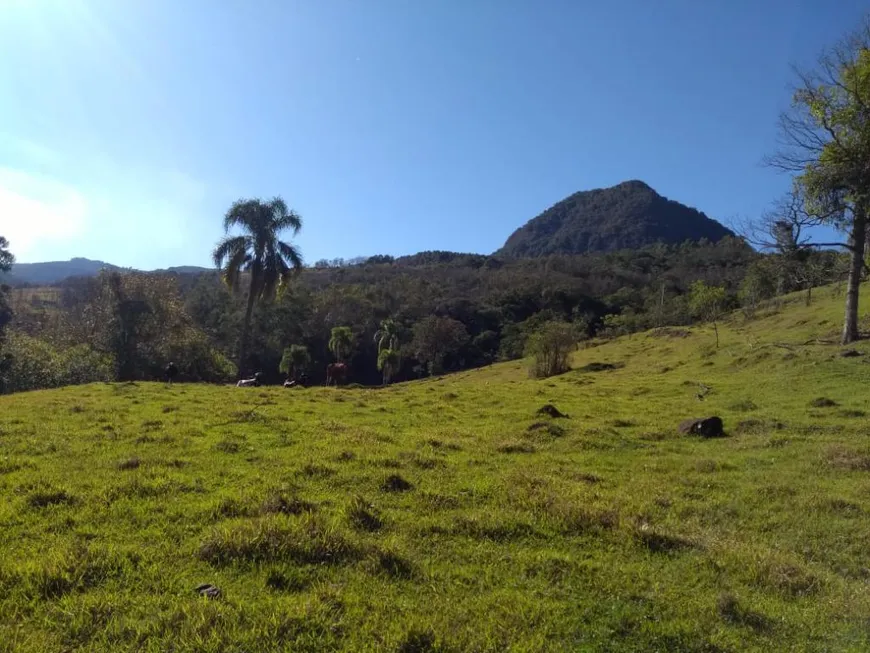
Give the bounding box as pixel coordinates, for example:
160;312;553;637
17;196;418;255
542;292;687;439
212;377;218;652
495;180;734;258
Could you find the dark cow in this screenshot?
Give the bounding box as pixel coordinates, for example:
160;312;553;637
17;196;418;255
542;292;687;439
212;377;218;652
325;363;347;387
165;362;179;385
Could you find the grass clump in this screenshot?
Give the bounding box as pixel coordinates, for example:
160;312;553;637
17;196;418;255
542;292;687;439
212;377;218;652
26;488;76;509
345;495;383;532
381;474;413;493
198;515;361;567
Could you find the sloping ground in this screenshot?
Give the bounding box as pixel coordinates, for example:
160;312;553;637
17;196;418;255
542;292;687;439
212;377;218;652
1;286;870;651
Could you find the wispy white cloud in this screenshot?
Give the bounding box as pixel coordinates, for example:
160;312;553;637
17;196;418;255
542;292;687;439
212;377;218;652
0;166;88;260
0;135;213;267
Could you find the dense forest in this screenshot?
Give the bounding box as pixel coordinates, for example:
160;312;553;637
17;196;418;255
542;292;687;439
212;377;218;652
0;228;849;394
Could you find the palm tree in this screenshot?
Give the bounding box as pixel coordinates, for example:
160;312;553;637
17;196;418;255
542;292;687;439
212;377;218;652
374;318;400;353
377;348;401;385
279;344;310;380
213;198;303;377
329;326;354;363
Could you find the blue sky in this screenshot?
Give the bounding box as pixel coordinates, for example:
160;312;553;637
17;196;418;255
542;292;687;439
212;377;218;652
0;0;866;268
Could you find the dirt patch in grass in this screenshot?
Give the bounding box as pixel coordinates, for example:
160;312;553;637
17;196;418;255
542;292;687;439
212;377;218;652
809;397;838;408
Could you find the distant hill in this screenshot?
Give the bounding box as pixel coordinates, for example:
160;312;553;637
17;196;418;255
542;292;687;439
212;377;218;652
496;180;736;258
3;258;120;286
1;258;213;286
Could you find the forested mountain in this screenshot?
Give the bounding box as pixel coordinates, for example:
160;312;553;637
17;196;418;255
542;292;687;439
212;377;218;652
497;180;735;258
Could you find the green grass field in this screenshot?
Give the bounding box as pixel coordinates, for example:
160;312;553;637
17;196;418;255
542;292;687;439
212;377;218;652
2;286;870;652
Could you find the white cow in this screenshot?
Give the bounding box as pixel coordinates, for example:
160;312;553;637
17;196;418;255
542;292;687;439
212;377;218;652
236;372;262;388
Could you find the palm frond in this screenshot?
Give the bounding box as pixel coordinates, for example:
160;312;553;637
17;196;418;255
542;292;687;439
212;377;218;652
258;250;291;301
223;199;261;233
276;240;304;271
212;235;249;268
271;201;303;236
222;247;252;291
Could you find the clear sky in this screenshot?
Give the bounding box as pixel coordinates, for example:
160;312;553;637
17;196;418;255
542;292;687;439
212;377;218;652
0;0;866;268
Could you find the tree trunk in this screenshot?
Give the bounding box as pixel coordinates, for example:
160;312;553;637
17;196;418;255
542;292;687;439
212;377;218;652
842;210;867;345
237;286;257;378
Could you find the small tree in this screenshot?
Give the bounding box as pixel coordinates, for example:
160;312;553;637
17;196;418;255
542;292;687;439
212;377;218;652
411;316;468;375
377;348;401;385
279;344;310;380
738;259;777;317
525;321;577;379
689;281;727;348
329;326;354;363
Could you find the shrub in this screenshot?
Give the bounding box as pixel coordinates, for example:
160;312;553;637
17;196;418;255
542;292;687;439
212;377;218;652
526;321;577;379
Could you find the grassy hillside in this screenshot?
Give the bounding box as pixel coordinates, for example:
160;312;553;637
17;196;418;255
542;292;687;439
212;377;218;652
2;285;870;652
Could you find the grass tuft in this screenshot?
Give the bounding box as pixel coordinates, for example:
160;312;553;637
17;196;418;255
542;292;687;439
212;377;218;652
381;474;413;492
345;495;383;532
198;515;362;567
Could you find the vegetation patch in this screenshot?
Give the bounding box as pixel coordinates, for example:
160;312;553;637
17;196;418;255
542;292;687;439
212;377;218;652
825;446;870;471
716;593;771;633
265;567;314;593
496;441;536;454
344;495;383;532
809;397;838;408
260;490;317;516
198;515;362;567
632;526;695;554
577;362;623;373
116;457;142;471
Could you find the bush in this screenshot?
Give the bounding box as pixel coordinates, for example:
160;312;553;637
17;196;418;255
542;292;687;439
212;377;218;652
526;322;577;379
2;333;114;393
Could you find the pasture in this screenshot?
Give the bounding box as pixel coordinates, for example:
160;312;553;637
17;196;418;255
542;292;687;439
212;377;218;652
2;287;870;651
